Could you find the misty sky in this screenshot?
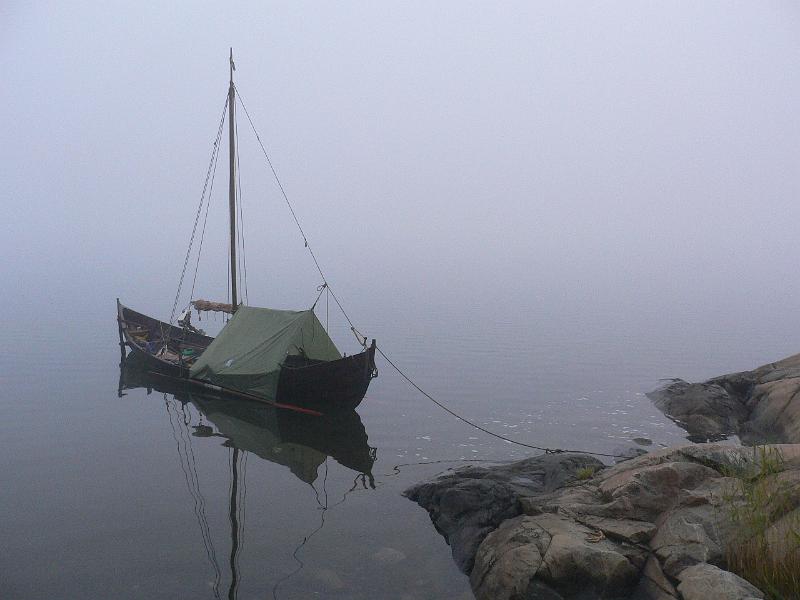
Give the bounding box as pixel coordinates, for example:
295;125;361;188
3;2;800;364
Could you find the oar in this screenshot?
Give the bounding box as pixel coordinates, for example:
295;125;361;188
144;371;323;417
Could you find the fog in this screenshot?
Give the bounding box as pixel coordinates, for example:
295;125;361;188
3;2;800;369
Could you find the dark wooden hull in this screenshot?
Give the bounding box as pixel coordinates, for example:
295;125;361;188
117;299;214;377
116;300;377;411
277;346;376;410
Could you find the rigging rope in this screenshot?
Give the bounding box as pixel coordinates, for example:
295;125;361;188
170;95;229;327
164;397;223;599
189;114;225;305
234;109;249;304
235;88;364;346
271;469;369;600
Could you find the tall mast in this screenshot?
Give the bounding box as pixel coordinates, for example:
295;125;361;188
228;48;238;309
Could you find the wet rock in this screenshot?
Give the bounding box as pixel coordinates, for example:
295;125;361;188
405;443;800;599
403;476;518;573
676;563;765;599
403;453;603;573
647;380;749;441
648;352;800;444
632;437;653;446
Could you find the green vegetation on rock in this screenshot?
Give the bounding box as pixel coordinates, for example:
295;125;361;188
721;446;800;600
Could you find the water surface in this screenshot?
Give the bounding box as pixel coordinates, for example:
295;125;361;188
1;292;796;599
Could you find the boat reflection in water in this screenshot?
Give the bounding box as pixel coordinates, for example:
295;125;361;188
118;353;376;598
119;353;376;486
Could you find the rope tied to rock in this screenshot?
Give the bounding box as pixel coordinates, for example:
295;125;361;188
376;346;631;460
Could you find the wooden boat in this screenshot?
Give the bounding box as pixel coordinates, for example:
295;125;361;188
116;51;377;412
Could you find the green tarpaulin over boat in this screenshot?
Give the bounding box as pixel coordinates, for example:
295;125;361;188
189;305;341;399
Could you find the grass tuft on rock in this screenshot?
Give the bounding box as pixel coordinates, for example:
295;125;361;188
721;446;800;600
575;466;597;480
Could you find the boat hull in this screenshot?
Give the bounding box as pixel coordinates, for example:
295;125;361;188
277;345;377;410
117;300;213;377
117;300;377;411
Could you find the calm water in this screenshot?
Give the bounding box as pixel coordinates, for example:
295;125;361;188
2;291;797;599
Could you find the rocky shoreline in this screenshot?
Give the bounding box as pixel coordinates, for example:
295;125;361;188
647;352;800;445
405;354;800;599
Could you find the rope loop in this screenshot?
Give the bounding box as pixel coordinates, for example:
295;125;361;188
350;326;368;348
310;282;328;311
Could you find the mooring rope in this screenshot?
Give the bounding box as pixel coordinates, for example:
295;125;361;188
233;79;631;461
375;347;630;459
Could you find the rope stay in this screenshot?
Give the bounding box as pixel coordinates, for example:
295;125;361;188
164;397;223;599
170;95;229;327
189;113;225;306
234;87;364;347
231;81;631;462
234;108;249;305
310;282;327;311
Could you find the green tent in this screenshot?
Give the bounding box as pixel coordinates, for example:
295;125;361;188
189;306;341;399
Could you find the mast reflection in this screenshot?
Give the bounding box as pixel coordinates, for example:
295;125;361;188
118;354;376;599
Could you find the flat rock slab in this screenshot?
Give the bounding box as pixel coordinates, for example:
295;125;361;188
677;563;764;600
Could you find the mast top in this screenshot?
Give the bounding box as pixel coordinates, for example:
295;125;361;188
229;48;235;85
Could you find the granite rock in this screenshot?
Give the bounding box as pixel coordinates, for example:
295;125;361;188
648;353;800;444
405;443;800;599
